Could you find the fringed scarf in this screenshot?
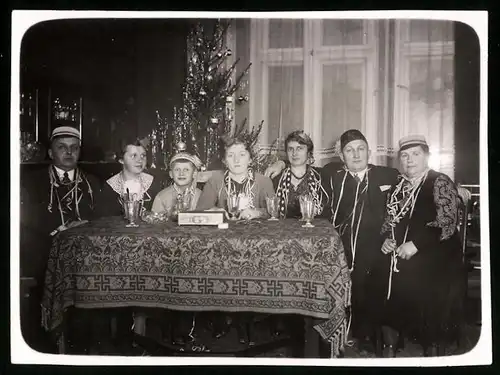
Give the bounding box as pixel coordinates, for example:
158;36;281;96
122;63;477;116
275;167;327;219
219;169;256;210
47;166;94;227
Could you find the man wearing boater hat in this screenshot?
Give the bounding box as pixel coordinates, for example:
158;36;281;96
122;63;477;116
266;129;399;355
20;126;100;352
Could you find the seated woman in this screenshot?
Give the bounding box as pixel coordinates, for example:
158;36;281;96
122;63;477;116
95;138;163;217
196;134;275;340
94;137;163;344
273;130;328;219
196;135;275;219
377;135;465;357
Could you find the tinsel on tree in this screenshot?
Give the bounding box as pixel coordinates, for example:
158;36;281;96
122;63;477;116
149;19;279;173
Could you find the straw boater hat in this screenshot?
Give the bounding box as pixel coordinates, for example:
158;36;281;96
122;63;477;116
50;126;81;141
398;135;428;151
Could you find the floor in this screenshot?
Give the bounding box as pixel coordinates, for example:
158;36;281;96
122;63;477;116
82;295;481;358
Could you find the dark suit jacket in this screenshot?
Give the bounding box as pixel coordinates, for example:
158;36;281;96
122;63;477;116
20;166;100;282
320;163;399;270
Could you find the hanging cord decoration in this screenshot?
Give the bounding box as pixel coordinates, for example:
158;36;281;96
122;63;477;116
219;169;256;209
47;166;94;228
329;167;369;346
331;167;369;268
385;171;428;300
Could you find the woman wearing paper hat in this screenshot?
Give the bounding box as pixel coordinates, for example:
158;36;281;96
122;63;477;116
377;135;465;357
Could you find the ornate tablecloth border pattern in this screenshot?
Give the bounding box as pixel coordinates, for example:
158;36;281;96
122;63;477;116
42;218;351;355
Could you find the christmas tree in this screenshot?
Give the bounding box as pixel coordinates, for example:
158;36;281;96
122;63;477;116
149;19;279;173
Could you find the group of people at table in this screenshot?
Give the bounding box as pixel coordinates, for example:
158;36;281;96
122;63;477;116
20;125;466;358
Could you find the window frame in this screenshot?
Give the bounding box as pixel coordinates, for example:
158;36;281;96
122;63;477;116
249;18;379;164
393;19;455;177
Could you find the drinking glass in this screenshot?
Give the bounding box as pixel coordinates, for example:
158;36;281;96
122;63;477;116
123;200;141;227
227;194;240;221
266;196;279;221
300;195;315;228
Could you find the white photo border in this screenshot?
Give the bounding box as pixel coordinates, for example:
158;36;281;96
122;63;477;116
10;10;490;367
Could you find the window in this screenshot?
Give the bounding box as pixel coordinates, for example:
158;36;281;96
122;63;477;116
234;18;455;175
393;19;455;179
247;19;377;164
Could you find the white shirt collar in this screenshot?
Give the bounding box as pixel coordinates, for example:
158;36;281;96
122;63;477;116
54;166;75;181
350;168;368;182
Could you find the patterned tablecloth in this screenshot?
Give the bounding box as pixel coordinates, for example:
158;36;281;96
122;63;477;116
42;216;351;354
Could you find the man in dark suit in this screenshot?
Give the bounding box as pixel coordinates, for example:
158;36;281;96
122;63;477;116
266;129;399;356
20;126;100;353
321;130;398;352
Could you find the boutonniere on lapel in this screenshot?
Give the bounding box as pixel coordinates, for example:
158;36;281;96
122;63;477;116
379;185;392;192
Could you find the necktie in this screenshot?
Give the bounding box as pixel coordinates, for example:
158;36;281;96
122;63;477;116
62;172;71;184
354;173;361;184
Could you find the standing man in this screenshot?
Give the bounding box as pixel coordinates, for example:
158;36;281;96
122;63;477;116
20;126;100;353
322;130;398;351
266;129;399;354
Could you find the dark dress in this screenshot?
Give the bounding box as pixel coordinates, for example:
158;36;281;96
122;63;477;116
377;169;465;346
92;171;164;343
320;163;399;339
272;167;327;219
20;165;100;352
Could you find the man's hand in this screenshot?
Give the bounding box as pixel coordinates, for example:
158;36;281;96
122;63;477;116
396;241;418;260
381;238;397;254
265;160;286;179
239;208;261;220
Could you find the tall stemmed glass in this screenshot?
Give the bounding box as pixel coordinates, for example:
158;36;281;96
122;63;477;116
300;194;315;228
227;193;240;221
266;195;279;221
123;199;141;228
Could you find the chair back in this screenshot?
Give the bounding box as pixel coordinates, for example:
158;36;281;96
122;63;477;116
457;185;472;262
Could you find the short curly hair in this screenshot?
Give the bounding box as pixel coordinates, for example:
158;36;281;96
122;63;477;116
116;137;147;161
284;130;314;157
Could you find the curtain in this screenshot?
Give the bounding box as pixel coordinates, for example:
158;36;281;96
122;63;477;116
233;18;456;179
393;19;455;179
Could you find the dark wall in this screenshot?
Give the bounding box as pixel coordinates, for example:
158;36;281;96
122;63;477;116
454;21;480;185
20;19;189;161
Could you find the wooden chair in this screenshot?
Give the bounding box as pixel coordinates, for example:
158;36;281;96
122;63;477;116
460;184;481;328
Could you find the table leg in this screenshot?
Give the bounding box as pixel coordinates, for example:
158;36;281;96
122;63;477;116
303;317;320;358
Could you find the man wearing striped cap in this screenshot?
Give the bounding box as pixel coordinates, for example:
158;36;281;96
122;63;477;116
20;126;100;353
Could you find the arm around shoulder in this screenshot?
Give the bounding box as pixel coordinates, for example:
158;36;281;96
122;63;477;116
196;172;222;210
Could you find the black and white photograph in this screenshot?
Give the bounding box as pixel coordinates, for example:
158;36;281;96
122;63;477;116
11;11;489;366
